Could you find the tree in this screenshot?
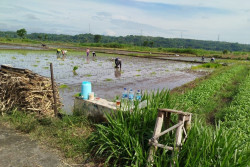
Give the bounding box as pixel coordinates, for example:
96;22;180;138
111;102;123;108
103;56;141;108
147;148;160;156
94;35;102;43
222;49;229;54
143;41;149;46
16;28;27;39
44;34;48;40
37;35;42;40
149;41;154;47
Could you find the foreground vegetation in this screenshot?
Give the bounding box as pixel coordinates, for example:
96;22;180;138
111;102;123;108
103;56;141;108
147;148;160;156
0;62;249;166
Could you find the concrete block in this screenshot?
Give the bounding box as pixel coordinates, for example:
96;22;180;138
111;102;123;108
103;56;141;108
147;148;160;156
74;97;117;122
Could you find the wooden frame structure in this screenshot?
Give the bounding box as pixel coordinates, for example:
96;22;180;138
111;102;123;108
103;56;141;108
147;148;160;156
147;108;192;166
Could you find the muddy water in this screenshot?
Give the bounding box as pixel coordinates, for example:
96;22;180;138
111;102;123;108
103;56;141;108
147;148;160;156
0;50;204;114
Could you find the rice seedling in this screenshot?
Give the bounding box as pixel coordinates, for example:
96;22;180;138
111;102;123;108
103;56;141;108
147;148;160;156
84;74;92;77
73;66;78;72
32;65;38;67
43;67;49;70
11;56;16;59
104;78;113;82
59;84;68;89
150;72;156;75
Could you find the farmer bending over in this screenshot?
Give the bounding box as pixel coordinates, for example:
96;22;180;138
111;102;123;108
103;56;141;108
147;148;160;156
92;51;96;57
115;58;122;69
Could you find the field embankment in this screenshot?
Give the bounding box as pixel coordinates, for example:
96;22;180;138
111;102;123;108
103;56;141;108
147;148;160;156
1;37;250;60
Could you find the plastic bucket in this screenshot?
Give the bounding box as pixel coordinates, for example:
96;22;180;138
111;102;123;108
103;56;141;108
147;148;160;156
81;81;92;100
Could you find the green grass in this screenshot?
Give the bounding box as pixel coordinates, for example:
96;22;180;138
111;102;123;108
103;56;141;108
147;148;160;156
192;63;222;69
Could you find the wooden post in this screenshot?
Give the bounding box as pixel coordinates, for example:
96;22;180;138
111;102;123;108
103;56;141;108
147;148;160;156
175;115;185;148
171;115;185;166
184;115;192;132
50;63;58;117
165;112;171;129
147;111;165;166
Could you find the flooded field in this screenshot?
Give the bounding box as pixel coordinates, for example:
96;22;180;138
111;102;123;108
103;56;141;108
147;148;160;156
0;50;205;114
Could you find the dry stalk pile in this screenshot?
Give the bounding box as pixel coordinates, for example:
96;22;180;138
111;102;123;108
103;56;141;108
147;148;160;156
0;65;61;117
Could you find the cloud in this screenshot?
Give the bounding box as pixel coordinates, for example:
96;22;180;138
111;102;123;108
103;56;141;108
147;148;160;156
104;29;116;36
25;14;39;20
133;0;250;10
0;0;249;43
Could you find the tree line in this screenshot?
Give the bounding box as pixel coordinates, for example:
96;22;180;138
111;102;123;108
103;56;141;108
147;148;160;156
0;29;250;52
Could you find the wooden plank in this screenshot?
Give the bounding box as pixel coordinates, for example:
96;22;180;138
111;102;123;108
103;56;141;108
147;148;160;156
149;142;173;151
152;122;183;139
147;111;165;166
158;108;191;116
165;112;171;129
175;115;185;148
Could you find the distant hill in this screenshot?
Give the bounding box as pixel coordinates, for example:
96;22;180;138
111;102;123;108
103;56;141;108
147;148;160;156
1;31;250;52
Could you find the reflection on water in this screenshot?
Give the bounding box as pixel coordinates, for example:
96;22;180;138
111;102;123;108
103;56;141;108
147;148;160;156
114;68;121;78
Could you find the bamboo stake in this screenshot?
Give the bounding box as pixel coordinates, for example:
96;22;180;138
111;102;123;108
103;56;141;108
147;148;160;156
147;111;165;166
50;63;58;117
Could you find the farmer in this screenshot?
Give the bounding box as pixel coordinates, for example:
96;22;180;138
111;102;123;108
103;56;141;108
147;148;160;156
86;48;90;57
211;57;215;62
201;56;205;62
115;58;122;69
61;50;67;60
56;49;61;59
92;51;96;57
56;49;61;55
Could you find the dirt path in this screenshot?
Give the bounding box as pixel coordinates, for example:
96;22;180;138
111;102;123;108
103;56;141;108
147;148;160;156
0;124;70;167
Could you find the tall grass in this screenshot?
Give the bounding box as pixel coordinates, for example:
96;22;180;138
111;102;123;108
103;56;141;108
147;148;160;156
88;90;171;166
176;120;249;167
88;87;250;166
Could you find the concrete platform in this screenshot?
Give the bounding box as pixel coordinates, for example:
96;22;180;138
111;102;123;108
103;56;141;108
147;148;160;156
74;97;117;122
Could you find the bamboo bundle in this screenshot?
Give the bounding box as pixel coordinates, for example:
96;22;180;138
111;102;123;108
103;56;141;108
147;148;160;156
0;65;61;117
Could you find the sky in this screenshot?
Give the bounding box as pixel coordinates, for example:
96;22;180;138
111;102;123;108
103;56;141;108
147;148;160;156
0;0;250;44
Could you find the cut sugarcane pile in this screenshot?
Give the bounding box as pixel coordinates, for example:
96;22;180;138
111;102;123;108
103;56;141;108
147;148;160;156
0;65;61;117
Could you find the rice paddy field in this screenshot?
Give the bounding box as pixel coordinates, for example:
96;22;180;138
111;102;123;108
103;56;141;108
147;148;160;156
0;50;205;113
0;47;249;166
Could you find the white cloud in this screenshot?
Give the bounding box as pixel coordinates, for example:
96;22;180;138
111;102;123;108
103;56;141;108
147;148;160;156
134;0;250;10
105;29;116;36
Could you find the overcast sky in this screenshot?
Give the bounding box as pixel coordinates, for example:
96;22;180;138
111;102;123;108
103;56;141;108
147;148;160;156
0;0;250;44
